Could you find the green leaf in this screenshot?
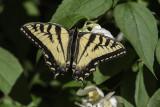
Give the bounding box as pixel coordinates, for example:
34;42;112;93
135;62;149;107
36;49;43;63
120;71;136;107
0;4;4;13
0;47;23;94
27;95;41;107
51;0;113;28
63;81;82;88
23;1;39;16
112;0;119;7
156;39;160;64
117;96;134;107
93;67;108;85
0;96;23;107
148;89;160;107
114;2;158;75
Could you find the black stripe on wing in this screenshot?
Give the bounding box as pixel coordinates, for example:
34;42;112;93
20;23;60;74
77;33;96;63
55;26;66;60
76;33;126;80
86;41;126;78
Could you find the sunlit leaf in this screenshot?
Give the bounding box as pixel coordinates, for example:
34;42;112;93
51;0;112;28
148;89;160;107
0;47;23;94
135;62;149;107
114;2;158;75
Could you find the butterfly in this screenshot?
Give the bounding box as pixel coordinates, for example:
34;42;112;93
20;22;126;80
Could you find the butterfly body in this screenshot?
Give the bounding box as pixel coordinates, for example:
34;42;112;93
21;22;126;80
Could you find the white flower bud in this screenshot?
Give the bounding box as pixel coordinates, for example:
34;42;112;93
91;25;114;39
109;96;117;107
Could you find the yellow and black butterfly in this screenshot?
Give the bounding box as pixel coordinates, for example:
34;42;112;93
20;22;126;80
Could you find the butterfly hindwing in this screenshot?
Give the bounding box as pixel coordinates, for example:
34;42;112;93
72;32;126;79
21;22;70;75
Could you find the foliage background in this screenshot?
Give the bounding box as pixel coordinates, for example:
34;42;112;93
0;0;160;107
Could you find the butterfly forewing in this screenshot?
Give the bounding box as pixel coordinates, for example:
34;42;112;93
21;22;70;75
73;33;126;79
